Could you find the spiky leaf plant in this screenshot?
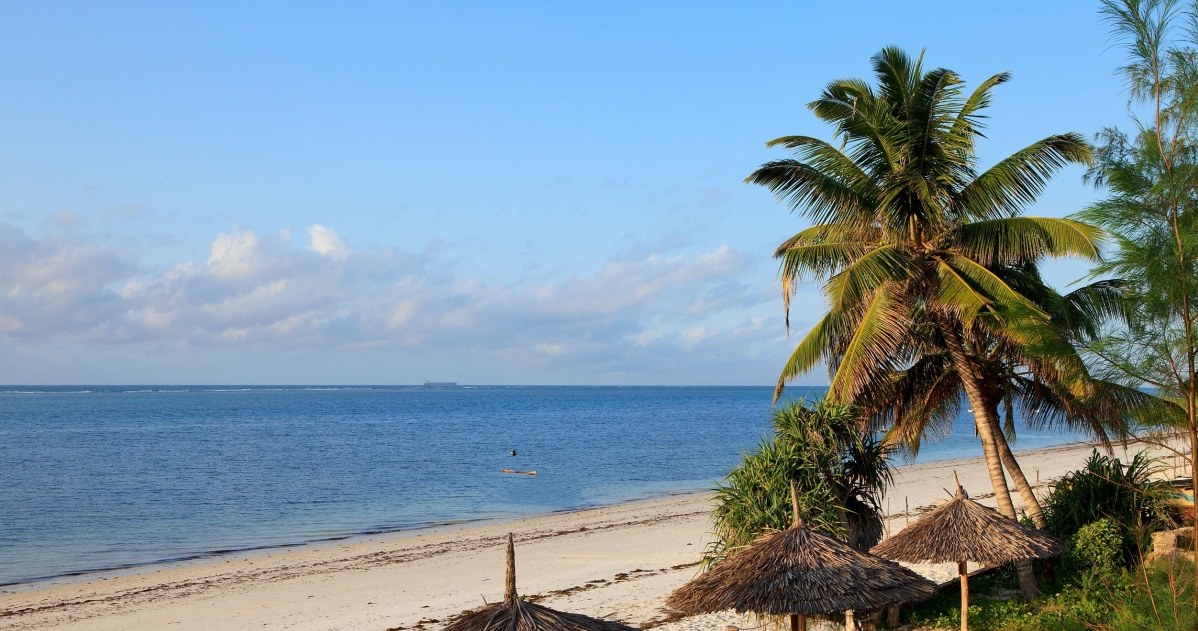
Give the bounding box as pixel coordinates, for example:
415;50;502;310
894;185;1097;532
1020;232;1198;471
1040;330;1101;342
705;399;892;566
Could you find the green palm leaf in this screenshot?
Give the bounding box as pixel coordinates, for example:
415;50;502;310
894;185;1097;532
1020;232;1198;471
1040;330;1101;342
823;245;917;310
936;255;1049;325
775;240;873;281
957;134;1093;221
747;159;872;227
764;135;875;193
948;71;1010;143
827;285;910;402
774;309;851;402
958;216;1106;265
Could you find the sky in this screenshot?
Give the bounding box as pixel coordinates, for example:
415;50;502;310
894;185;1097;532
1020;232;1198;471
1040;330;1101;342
0;1;1145;385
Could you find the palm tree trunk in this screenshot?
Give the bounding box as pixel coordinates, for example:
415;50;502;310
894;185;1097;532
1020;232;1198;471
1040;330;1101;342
938;322;1041;598
937;324;1017;517
986;409;1048;530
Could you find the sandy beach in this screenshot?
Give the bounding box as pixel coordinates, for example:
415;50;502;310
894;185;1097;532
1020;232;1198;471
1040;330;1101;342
0;442;1152;631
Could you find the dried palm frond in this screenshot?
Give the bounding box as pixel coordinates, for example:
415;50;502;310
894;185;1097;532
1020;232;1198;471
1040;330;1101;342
668;522;934;616
871;484;1062;565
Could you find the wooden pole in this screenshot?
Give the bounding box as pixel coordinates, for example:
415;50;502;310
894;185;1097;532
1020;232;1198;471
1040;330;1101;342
504;533;517;605
959;560;969;631
885;497;891;538
789;480;803;527
789;483;806;631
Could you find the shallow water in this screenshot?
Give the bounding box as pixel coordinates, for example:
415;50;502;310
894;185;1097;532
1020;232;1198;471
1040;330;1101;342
0;385;1086;585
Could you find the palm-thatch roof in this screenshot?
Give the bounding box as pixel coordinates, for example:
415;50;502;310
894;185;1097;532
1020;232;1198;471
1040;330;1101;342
442;534;639;631
870;484;1062;565
666;523;935;616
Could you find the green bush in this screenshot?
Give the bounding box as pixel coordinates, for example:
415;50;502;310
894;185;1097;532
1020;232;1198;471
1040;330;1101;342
1066;518;1124;579
1031;578;1122;631
1042;450;1178;565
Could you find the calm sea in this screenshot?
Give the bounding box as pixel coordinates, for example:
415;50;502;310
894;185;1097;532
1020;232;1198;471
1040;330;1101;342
0;385;1088;586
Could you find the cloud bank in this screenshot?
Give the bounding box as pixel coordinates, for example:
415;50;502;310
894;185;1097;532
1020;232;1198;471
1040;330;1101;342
0;222;797;383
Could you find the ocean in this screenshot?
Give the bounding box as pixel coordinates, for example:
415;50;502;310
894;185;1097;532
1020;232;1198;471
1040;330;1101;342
0;385;1089;586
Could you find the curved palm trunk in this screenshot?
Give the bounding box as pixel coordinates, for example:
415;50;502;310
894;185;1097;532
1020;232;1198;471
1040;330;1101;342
937;324;1017;517
986;410;1048;530
938;323;1041;598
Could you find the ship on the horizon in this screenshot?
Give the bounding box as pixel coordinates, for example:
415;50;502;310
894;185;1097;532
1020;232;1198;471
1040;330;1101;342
423;381;458;388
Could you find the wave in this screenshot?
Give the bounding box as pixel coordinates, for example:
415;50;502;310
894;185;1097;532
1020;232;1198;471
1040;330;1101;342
0;389;93;394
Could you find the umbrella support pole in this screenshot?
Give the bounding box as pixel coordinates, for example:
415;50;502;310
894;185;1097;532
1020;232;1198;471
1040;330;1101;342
789;613;805;631
959;560;968;631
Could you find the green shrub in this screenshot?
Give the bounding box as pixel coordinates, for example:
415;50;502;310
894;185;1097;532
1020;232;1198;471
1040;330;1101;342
1066;518;1124;579
1042;450;1178;565
1032;579;1121;630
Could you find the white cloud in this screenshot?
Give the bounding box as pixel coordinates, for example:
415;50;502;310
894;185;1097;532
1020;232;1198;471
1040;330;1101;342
207;230;266;279
307;224;349;259
0;221;802;383
0;223;135;339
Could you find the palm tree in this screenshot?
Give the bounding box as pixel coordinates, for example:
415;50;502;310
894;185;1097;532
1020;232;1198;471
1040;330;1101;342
749;48;1100;594
873;277;1154;526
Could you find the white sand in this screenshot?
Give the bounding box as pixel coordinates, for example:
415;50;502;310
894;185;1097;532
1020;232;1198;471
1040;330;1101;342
0;442;1134;631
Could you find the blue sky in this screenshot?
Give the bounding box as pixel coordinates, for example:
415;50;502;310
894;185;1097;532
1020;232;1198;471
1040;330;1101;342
0;1;1139;384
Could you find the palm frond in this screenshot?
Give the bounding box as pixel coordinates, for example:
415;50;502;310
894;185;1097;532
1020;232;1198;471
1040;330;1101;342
1061;280;1131;338
774;236;875;281
765;135;876;195
948;71;1011;142
957;216;1106;266
775;310;852;402
957;134;1093;221
828;285;910;402
747;159;873;227
824;245;917;310
935;254;1049;325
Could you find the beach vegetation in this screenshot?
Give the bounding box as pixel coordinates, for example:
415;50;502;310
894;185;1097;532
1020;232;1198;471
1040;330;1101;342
704;398;893;566
1079;0;1198;560
873;284;1152;531
749;45;1107;596
1042;449;1179;565
1065;518;1124;579
895;556;1195;630
894;452;1192;629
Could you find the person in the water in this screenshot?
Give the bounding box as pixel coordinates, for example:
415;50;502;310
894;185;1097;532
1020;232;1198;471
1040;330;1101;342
510;450;517;457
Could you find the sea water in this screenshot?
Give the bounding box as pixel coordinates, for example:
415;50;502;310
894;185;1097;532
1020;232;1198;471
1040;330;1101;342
0;385;1088;586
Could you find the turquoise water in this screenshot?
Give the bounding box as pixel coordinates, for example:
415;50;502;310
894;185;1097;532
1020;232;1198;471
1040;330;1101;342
0;385;1087;586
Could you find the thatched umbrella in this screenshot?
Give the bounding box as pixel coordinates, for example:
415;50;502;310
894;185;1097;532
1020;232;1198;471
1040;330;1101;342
442;534;639;631
667;482;934;631
870;481;1063;631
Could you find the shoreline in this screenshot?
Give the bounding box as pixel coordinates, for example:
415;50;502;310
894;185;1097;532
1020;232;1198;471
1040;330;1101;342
2;440;1099;592
0;440;1123;631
